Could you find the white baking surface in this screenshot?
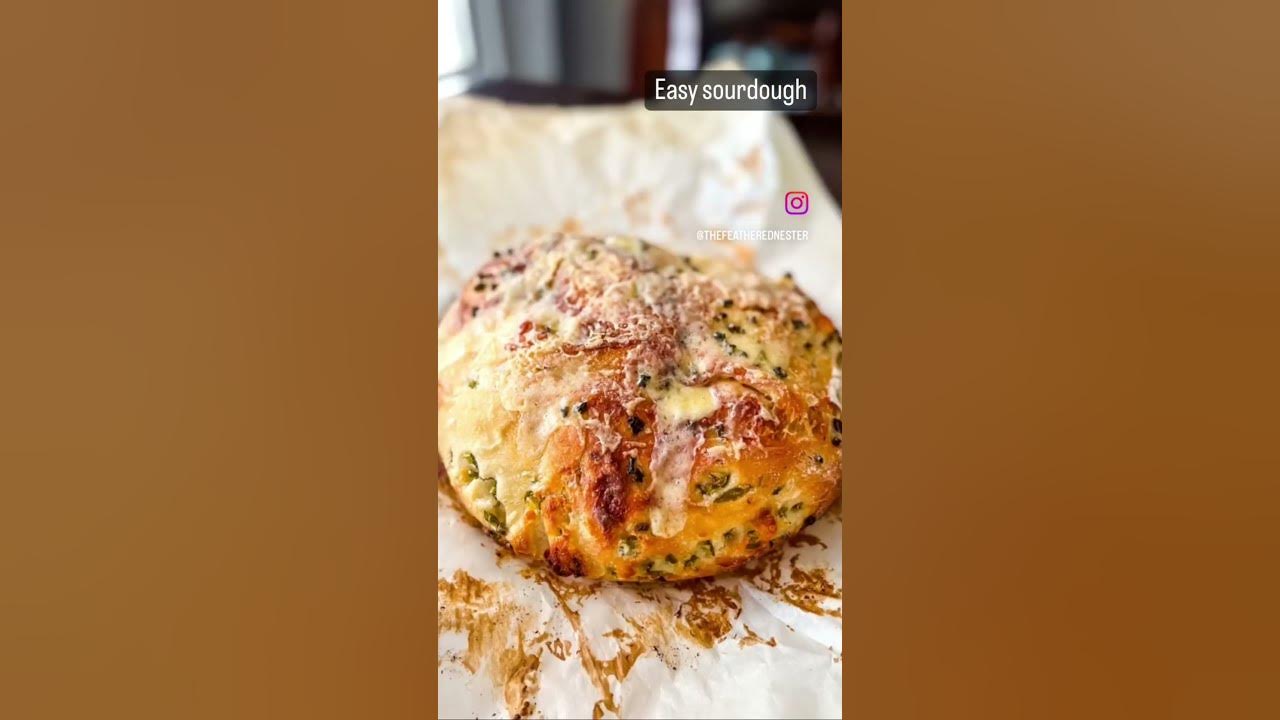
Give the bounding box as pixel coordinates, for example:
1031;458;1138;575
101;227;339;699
438;96;842;720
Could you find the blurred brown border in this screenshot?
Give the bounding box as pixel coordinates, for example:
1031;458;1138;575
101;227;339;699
844;1;1280;718
429;2;441;716
0;0;437;717
6;1;1280;719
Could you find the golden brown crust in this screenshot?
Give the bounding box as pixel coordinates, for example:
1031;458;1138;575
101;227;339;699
438;234;842;581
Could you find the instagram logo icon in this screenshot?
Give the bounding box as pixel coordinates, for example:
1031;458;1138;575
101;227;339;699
785;191;809;215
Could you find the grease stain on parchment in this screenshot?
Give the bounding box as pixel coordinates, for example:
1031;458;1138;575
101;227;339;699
523;568;680;720
543;636;572;661
739;624;778;648
511;569;751;717
789;531;829;549
672;579;742;648
622;191;651;225
438;570;543;719
439;509;841;719
746;552;842;618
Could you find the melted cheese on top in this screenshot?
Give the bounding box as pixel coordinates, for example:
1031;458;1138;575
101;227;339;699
438;233;841;550
651;383;720;426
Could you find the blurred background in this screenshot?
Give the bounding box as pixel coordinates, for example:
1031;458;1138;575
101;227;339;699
438;0;841;202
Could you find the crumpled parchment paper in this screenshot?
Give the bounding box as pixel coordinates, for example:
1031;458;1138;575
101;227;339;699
438;96;843;720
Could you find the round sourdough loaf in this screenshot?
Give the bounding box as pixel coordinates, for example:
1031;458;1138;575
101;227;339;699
438;234;841;581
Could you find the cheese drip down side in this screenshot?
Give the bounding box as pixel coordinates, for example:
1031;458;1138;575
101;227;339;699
648;424;702;538
646;382;722;537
